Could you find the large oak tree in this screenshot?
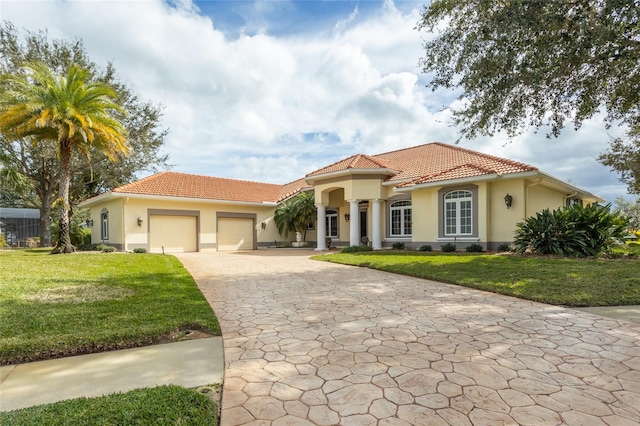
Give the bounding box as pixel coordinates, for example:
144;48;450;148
417;0;640;193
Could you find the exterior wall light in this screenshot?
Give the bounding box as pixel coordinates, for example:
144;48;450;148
86;219;93;227
344;213;350;222
137;216;143;227
504;194;513;209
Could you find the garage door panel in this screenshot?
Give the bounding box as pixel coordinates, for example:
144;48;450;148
218;218;254;251
150;215;197;253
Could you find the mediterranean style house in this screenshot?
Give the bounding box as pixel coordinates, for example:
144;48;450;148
79;142;602;252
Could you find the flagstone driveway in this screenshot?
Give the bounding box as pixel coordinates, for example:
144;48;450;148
177;250;640;426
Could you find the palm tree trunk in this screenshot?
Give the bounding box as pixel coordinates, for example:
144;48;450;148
51;142;74;254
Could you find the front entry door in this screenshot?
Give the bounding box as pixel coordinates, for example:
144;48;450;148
360;210;367;239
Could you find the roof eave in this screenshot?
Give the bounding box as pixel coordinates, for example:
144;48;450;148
305;168;398;185
394;170;540;192
535;171;604;203
80;192;278;207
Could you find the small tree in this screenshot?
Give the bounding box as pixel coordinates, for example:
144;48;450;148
613;196;640;232
292;192;316;241
274;200;299;241
273;192;316;241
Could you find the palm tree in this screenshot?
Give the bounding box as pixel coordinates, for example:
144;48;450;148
293;192;316;241
274;192;317;242
0;62;128;253
274;200;299;240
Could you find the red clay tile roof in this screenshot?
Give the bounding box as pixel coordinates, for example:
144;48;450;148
398;163;499;187
112;171;283;203
374;143;537;183
304;143;536;184
277;178;312;202
99;143;538;203
306;154;397;177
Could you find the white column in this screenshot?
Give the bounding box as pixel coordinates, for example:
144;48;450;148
349;199;359;247
315;204;327;251
372;199;382;250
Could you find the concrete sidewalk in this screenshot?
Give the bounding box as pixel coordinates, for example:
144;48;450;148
0;337;224;412
573;305;640;324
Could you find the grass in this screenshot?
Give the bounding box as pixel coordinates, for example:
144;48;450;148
0;385;218;425
0;249;220;365
314;251;640;307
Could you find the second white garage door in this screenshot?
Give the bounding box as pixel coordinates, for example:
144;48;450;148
149;215;197;253
218;217;254;251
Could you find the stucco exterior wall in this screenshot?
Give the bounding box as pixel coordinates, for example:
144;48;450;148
90;197;280;251
89;198;125;248
409;188;435;243
525;184;566;218
487;180;525;244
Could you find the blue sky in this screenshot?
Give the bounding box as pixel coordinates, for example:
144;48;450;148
0;0;632;202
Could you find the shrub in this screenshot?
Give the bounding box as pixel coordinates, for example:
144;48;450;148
71;226;91;247
133;248;147;253
465;243;484;252
496;243;511;252
341;245;373;253
514;203;628;257
101;245;116;253
441;243;456;252
392;242;405;250
419;245;433;252
0;234;6;248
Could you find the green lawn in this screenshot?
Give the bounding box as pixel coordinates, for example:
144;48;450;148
0;249;220;365
315;252;640;306
0;385;218;425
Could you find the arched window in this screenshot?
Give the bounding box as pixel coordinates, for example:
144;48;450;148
100;209;109;241
390;200;412;236
444;190;472;235
325;209;338;238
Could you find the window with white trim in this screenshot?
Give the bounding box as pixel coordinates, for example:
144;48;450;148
325;209;338;238
100;210;109;240
390;200;412;236
444;190;472;235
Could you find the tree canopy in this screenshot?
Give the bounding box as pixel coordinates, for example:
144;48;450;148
417;0;640;193
0;22;170;246
0;62;128;253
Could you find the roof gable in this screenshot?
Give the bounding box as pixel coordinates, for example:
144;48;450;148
306;154;396;178
373;143;537;182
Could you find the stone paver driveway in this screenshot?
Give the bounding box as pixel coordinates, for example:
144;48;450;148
177;250;640;426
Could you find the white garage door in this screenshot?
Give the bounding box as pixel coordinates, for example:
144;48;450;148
149;215;197;253
218;218;254;251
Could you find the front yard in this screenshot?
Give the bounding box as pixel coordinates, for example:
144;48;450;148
1;385;218;426
315;251;640;306
0;249;220;423
0;249;220;365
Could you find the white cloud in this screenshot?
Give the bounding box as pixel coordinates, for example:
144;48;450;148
1;0;630;202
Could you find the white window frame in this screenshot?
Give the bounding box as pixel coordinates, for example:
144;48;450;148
444;190;473;236
325;209;338;238
390;200;412;237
